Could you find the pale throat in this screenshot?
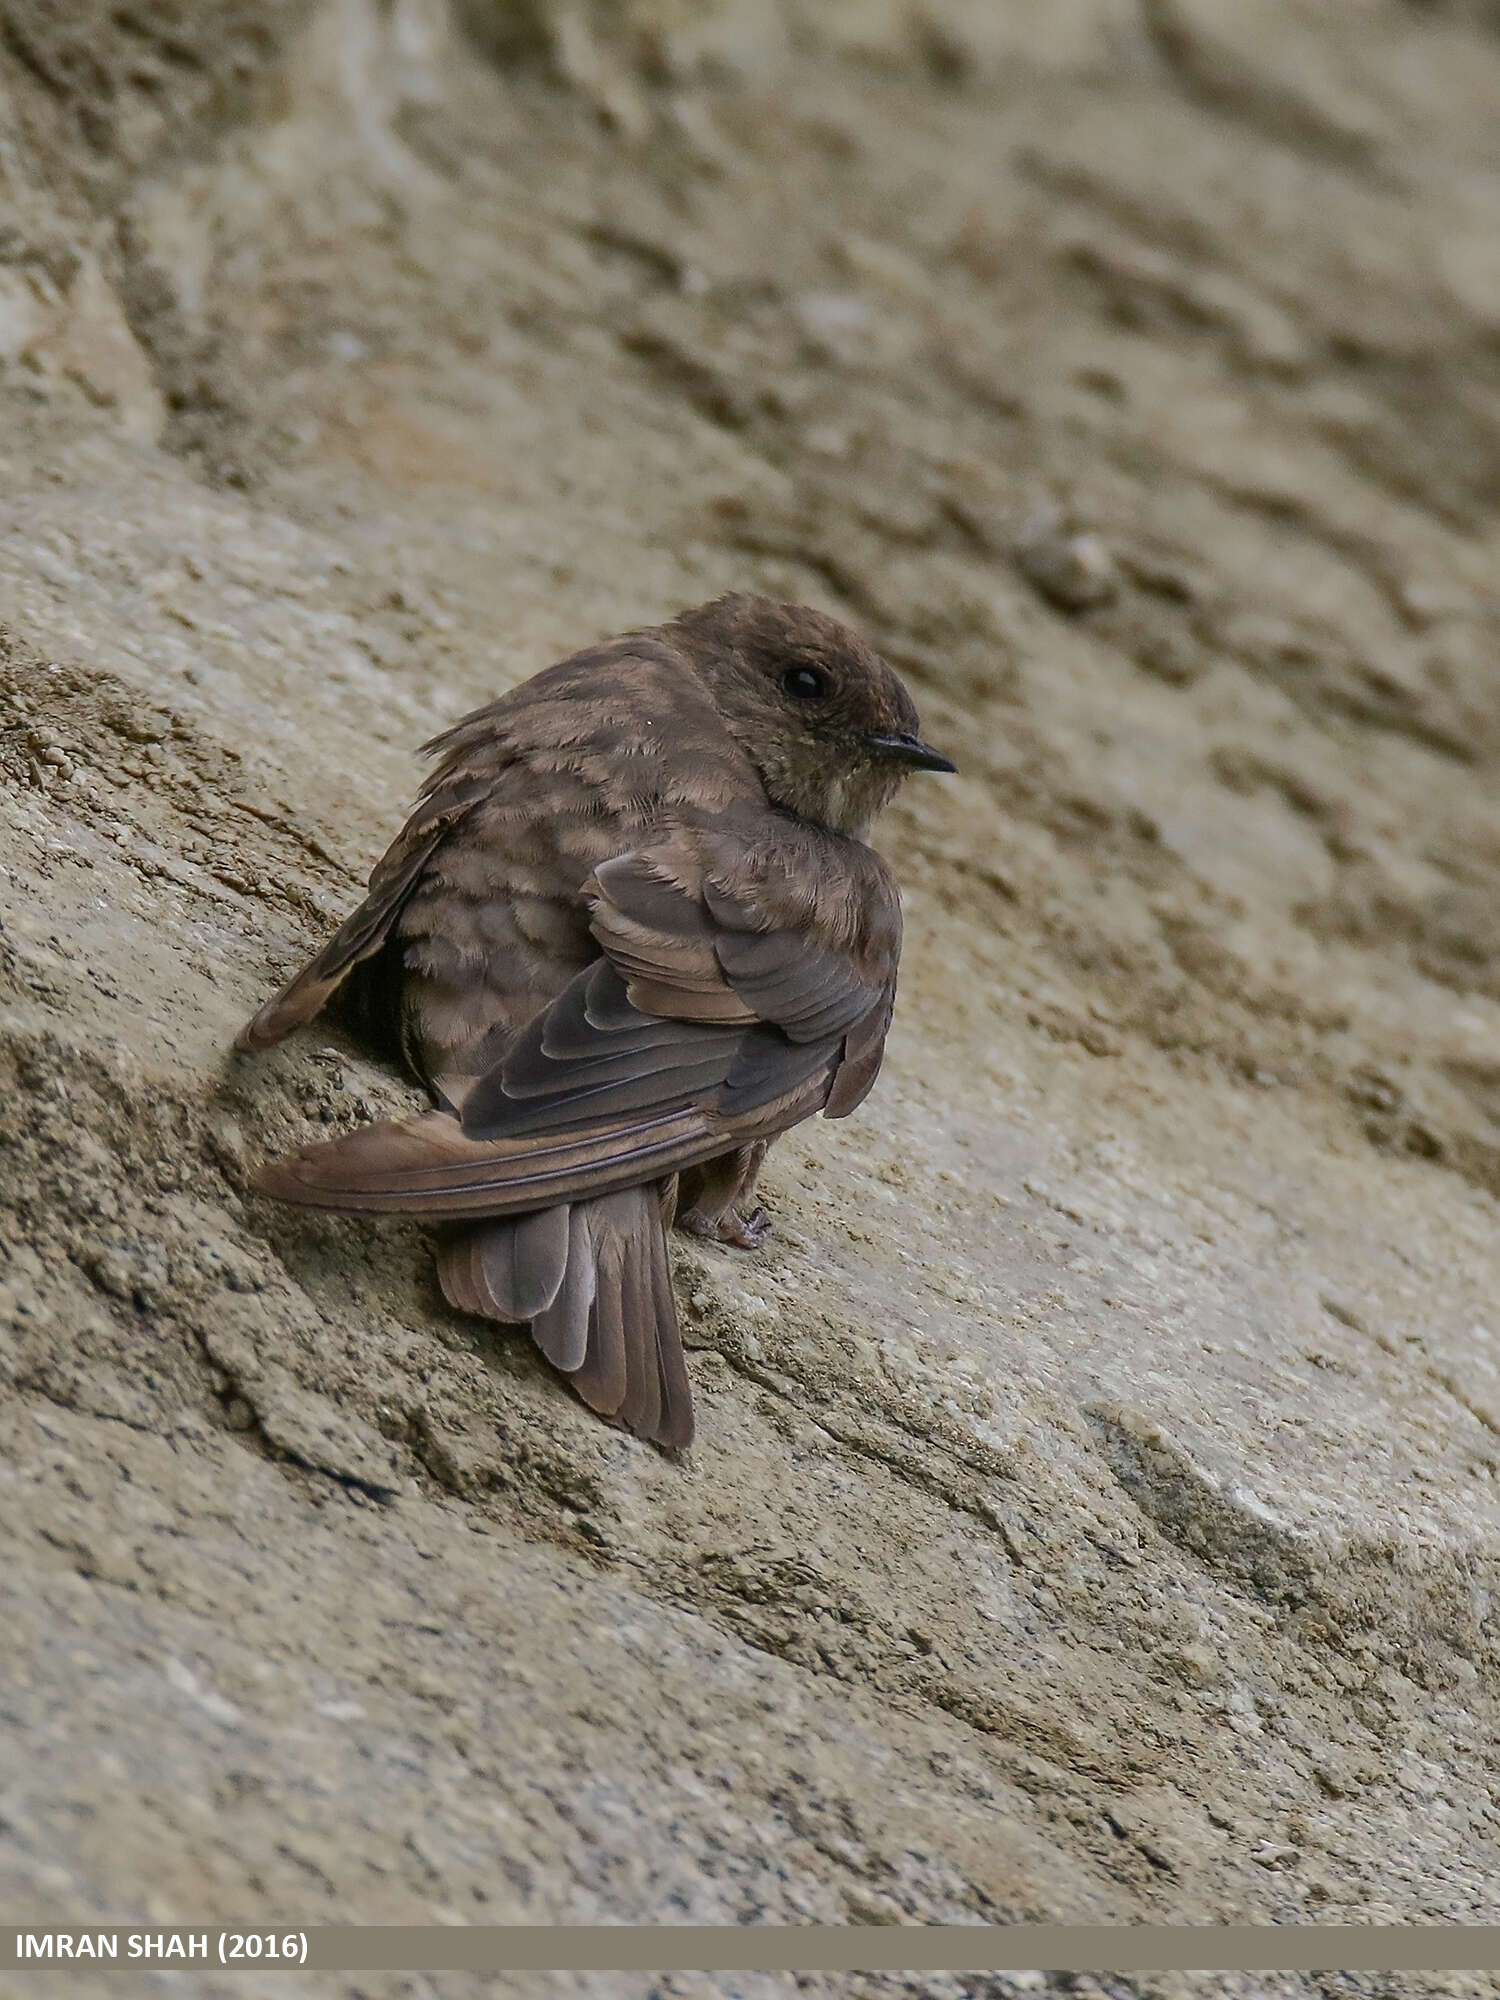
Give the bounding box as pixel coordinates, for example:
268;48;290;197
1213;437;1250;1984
766;755;898;839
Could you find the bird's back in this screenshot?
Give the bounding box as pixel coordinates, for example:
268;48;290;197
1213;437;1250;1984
349;635;766;1100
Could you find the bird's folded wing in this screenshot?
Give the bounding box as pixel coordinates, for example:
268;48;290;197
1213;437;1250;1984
255;833;897;1213
257;1104;736;1216
235;774;495;1052
464;843;889;1135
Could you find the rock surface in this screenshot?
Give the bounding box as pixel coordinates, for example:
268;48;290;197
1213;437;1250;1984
2;0;1500;1990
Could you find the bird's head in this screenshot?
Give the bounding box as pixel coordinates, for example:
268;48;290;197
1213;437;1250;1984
671;594;955;837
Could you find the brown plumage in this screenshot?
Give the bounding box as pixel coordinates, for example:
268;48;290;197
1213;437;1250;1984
237;594;954;1448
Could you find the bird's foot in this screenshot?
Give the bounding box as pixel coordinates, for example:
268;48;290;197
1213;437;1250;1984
679;1203;772;1250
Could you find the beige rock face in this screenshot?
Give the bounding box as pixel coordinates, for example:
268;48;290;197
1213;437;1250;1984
3;0;1500;1986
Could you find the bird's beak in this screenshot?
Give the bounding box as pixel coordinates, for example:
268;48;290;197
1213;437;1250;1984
865;730;957;773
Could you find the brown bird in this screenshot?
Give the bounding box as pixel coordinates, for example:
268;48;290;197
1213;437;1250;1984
237;593;954;1448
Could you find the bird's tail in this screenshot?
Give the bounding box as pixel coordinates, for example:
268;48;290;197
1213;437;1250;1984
435;1184;692;1449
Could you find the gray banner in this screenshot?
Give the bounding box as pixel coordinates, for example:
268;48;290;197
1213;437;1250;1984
5;1928;1500;1973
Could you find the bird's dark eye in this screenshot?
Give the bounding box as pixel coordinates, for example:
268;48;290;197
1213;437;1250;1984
782;664;831;701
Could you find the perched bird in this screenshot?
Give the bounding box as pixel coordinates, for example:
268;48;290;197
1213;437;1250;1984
238;594;954;1448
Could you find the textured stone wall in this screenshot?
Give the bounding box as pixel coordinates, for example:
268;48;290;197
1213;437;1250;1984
2;2;1499;1986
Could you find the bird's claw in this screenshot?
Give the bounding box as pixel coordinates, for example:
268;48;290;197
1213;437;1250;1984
725;1204;772;1249
680;1203;772;1250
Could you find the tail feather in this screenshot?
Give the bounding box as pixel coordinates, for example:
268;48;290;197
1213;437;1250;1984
530;1204;597;1372
435;1228;489;1317
489;1206;571;1320
648;1208;693;1449
436;1186;692;1449
613;1221;662;1444
569;1200;632;1419
436;1207;571;1322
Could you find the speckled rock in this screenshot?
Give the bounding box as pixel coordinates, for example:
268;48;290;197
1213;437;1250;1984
2;2;1500;1991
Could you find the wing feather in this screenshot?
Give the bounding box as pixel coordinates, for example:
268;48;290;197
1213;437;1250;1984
254;828;897;1214
235;774;496;1052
